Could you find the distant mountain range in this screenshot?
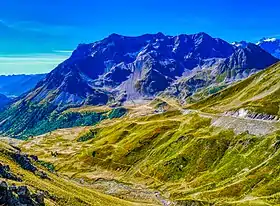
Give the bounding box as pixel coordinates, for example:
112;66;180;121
0;32;279;137
0;94;12;109
0;74;46;97
257;37;280;59
0;74;45;109
233;37;280;59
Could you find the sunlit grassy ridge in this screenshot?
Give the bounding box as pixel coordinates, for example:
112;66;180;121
0;141;148;206
19;102;280;205
188;62;280;115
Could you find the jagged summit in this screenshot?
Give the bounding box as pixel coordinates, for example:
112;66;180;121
232;41;248;48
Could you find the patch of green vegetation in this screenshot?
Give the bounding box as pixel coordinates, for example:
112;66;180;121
208;85;227;95
0;102;127;138
77;129;99;142
215;72;227;83
108;108;127;119
186;84;229;104
37;160;55;172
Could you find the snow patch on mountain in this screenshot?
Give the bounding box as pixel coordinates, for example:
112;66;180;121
257;38;277;45
257;37;280;59
232;41;248;48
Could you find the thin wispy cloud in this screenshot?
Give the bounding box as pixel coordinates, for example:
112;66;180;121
0;19;78;74
0;19;77;37
53;50;73;54
0;53;69;75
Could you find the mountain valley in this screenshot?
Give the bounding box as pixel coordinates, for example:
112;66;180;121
1;32;280;206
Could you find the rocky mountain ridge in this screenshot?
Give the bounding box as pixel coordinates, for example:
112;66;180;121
22;32;278;106
0;32;278;137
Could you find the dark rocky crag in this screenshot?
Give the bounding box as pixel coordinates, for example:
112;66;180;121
0;163;22;182
0;181;45;206
0;149;46;205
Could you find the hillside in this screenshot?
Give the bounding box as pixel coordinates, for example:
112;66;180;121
0;140;146;206
0;104;127;138
16;99;280;205
188;62;280;116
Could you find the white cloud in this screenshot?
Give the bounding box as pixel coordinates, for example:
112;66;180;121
53;50;73;54
0;54;69;75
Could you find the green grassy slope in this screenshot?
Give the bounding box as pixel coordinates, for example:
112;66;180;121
0;100;127;139
19;104;280;205
188;62;280;115
0;140;152;206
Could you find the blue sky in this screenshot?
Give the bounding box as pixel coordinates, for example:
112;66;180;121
1;0;280;74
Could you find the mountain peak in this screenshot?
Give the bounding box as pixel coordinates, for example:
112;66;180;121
256;37;280;59
196;31;211;36
232;41;248;48
191;32;212;39
155;32;165;37
107;33;123;40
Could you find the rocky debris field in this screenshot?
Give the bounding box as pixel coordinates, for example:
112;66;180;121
212;115;278;135
224;109;279;121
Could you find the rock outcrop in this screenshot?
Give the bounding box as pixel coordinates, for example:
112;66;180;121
10;152;48;179
0;163;22;182
0;181;45;206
